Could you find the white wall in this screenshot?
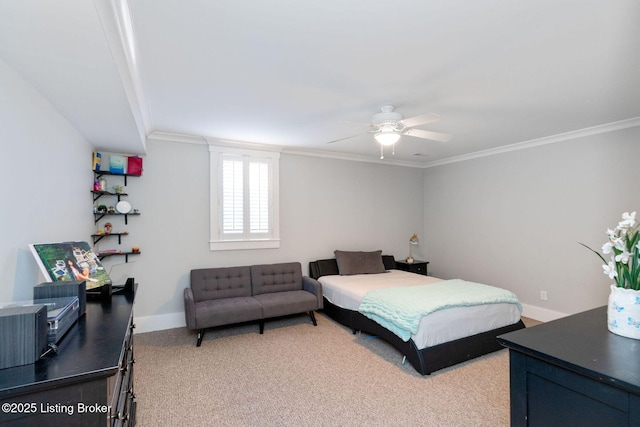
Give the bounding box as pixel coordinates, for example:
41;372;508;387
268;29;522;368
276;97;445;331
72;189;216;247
423;127;640;320
129;138;425;331
5;44;634;328
0;58;94;303
0;65;425;332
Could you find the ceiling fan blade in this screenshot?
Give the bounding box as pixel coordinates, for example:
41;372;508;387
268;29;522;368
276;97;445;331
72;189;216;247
327;132;370;144
405;128;452;142
399;113;440;128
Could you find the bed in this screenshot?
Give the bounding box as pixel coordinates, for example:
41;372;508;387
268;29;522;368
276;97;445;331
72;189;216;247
309;251;525;375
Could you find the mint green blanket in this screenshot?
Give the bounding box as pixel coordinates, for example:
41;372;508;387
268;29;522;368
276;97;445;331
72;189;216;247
358;279;522;342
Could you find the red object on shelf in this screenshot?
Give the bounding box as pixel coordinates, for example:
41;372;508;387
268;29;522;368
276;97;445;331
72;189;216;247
127;156;143;176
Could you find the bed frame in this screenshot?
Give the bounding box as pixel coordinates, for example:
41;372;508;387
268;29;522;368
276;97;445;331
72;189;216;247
309;256;526;375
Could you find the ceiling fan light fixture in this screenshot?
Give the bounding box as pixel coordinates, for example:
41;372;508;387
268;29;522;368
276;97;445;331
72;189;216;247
374;131;401;146
328;105;451;155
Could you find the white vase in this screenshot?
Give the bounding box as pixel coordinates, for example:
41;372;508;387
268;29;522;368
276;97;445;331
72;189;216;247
607;284;640;339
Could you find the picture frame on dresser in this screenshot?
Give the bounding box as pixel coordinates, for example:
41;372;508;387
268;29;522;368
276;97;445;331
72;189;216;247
29;241;112;298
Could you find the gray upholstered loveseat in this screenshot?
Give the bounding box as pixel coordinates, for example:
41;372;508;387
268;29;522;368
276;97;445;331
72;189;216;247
184;262;323;346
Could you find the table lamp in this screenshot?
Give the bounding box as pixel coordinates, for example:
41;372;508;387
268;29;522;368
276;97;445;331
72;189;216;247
406;233;419;264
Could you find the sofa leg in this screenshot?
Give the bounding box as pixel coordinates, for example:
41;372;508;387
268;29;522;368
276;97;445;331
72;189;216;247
196;329;205;347
309;311;317;326
259;320;264;334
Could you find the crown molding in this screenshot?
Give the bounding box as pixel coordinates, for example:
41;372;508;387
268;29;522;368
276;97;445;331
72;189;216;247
147;130;425;166
147;117;640;169
147;130;207;145
148;130;425;166
205;137;284;153
422;117;640;169
147;131;285;153
281;146;425;168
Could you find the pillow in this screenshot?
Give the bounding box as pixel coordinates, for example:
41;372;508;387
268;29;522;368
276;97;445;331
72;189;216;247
334;250;386;275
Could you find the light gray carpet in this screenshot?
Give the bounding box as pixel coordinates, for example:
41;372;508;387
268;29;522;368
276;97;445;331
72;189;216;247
133;313;539;426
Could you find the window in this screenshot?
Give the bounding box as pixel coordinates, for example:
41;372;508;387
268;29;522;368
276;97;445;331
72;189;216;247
210;145;280;250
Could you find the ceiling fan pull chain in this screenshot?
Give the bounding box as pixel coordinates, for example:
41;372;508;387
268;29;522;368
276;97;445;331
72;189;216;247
380;145;384;159
392;143;395;156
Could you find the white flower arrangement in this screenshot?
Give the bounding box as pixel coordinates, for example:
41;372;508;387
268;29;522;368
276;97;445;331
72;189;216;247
581;212;640;291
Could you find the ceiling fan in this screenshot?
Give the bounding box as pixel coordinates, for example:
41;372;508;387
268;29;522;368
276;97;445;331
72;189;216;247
328;105;452;159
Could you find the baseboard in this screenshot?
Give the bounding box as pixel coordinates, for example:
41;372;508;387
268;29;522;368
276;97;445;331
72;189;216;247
521;303;568;323
134;311;185;334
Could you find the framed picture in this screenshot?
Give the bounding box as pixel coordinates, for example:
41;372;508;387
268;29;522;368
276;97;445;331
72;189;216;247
29;241;112;291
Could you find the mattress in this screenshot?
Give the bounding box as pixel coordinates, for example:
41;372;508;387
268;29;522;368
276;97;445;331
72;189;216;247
318;270;521;349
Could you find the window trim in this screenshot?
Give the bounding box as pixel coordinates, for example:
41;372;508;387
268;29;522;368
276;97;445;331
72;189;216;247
209;145;280;251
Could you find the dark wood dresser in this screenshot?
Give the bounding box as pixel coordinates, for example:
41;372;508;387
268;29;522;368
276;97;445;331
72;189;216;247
0;288;136;426
498;306;640;427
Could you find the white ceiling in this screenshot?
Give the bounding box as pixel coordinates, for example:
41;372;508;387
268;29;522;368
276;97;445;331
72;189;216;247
1;0;639;166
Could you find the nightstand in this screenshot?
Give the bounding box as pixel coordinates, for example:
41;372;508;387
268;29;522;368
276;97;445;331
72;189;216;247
395;260;429;276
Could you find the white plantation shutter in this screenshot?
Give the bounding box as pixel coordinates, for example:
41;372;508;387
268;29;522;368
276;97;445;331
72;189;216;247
210;145;280;250
222;158;244;234
249;161;270;234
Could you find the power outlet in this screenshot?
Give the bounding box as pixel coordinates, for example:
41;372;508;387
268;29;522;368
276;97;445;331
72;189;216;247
540;290;548;301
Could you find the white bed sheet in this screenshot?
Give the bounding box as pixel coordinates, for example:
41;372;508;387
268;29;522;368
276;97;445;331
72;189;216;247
318;270;521;349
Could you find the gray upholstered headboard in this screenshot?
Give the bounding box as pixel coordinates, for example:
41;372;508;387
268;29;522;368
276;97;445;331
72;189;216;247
308;255;396;279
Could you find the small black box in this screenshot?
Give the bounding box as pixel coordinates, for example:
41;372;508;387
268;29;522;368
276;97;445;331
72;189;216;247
33;281;86;317
0;304;48;369
87;280;112;301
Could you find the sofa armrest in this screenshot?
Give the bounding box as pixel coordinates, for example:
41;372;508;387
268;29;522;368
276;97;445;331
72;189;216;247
302;276;323;310
184;287;197;330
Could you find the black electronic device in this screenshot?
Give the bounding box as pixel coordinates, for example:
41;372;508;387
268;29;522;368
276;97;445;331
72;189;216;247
0;304;48;369
33;280;86;317
37;297;80;345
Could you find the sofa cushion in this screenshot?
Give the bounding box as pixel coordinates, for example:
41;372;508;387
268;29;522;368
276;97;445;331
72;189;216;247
190;266;252;302
194;297;263;329
250;262;303;295
253;290;318;318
